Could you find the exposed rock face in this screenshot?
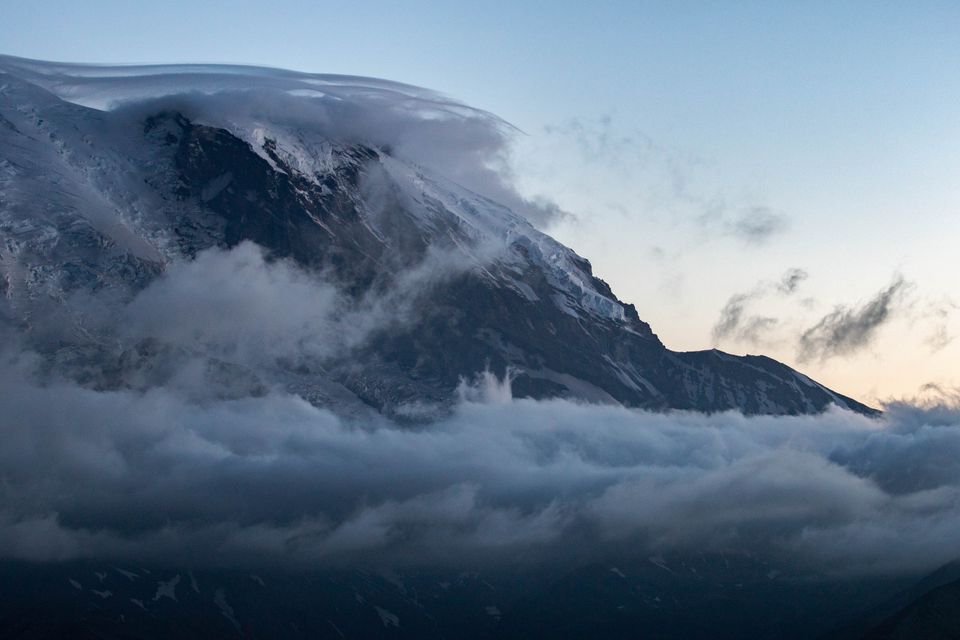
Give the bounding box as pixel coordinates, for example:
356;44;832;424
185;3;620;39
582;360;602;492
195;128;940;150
0;61;874;417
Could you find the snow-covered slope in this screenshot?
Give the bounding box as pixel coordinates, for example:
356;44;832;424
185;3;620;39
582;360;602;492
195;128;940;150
0;56;874;416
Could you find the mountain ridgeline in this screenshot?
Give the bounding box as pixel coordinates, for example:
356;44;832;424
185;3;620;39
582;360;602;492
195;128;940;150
0;56;874;418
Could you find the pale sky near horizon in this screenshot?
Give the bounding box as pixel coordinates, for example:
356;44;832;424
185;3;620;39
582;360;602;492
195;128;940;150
2;0;958;405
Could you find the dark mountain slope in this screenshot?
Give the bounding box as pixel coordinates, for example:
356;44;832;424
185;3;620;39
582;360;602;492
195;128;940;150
0;59;875;417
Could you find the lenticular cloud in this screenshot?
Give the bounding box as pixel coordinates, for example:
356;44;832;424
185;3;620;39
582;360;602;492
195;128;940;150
0;55;561;227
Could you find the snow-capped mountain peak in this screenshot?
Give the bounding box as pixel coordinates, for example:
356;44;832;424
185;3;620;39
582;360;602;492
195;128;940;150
0;56;874;417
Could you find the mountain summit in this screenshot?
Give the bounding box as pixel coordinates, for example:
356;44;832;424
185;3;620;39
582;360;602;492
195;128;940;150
0;56;873;417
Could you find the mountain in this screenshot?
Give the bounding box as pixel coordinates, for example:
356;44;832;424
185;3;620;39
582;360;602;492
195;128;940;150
861;577;960;640
0;557;909;640
0;55;874;418
820;561;960;640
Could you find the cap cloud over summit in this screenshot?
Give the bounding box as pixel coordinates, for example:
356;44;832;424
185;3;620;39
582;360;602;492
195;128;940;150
0;55;567;228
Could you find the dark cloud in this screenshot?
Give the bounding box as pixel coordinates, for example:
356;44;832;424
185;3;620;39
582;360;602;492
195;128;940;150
798;276;910;362
923;299;957;353
914;383;960;407
711;300;779;347
737;315;780;344
711;293;751;343
711;268;806;346
927;325;952;353
727;206;789;245
776;268;809;295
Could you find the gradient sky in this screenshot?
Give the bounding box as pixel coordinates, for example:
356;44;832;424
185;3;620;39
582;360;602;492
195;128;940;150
2;0;958;404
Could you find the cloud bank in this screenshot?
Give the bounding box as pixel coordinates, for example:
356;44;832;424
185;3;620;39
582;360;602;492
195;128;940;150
2;246;960;578
4;350;960;576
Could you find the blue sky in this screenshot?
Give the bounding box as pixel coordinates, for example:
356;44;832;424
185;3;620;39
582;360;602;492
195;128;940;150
2;1;959;402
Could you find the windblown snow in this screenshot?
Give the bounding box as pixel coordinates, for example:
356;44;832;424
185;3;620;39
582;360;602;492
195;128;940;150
0;54;625;322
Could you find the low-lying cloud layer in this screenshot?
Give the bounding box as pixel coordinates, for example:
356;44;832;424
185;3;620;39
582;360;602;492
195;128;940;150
4;351;960;577
1;245;960;579
3;246;960;577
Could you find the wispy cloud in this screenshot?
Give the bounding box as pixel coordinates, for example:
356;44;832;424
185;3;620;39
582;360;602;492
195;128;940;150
798;276;910;362
711;267;807;346
712;293;752;343
922;298;958;353
776;268;809;295
528;115;790;245
726;206;789;245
